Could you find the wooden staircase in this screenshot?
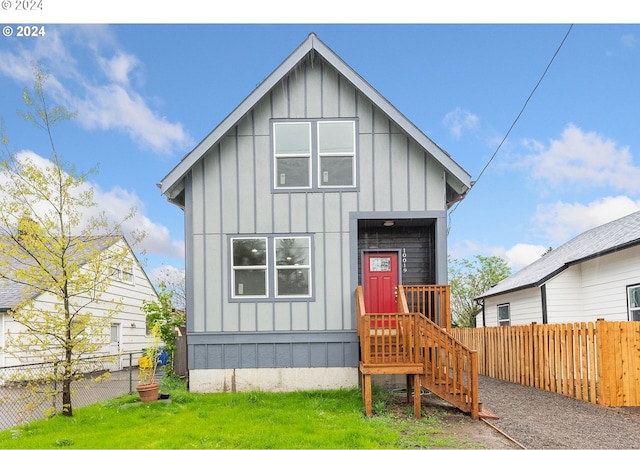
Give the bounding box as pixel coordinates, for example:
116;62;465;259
357;285;480;419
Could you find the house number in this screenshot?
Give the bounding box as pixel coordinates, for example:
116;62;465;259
402;248;407;273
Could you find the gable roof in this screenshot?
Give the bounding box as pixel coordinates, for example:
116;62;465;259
479;209;640;299
159;32;472;206
0;235;142;311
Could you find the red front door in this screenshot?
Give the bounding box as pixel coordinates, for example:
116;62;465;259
363;252;399;314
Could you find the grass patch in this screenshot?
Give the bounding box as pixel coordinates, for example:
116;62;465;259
0;379;481;448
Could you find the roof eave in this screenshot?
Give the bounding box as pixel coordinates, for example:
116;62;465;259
159;33;471;200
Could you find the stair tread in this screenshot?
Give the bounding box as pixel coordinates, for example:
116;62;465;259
478;407;499;420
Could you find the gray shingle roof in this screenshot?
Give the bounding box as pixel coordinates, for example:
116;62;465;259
479;210;640;299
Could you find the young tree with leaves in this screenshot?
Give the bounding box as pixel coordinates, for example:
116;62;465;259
449;255;511;328
0;65;146;416
142;282;185;378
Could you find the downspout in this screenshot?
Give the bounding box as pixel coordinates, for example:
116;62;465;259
541;284;548;324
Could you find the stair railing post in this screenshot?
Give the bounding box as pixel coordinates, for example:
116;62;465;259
470;350;479;419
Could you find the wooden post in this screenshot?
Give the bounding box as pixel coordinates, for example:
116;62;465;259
363;372;372;416
413;373;421;418
470;350;479;419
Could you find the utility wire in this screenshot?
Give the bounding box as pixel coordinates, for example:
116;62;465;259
449;24;574;218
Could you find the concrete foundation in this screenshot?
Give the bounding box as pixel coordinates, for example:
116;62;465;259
189;367;359;393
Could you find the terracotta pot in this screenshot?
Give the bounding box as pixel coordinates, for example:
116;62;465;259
136;382;160;402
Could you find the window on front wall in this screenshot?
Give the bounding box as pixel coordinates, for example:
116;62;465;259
275;237;310;296
627;284;640;321
232;238;268;297
274;122;311;188
273;120;356;190
231;235;313;300
497;303;510;326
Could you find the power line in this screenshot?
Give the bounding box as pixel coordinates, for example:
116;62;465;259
449;24;574;218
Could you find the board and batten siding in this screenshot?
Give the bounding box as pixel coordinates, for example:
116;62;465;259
185;54;450;371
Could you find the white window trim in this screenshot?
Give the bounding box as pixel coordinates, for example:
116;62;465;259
274;236;312;298
110;264;135;285
272;119;357;192
230;235;314;301
231;237;269;299
627;284;640;321
497;303;510;326
317;120;357;189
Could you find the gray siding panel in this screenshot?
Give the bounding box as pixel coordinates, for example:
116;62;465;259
188;331;358;370
186;55;452;371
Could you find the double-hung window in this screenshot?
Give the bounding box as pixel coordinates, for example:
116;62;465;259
231;235;312;300
273;122;312;188
232;238;268;297
628;284;640;321
275;237;311;297
497;303;510;326
273;119;356;190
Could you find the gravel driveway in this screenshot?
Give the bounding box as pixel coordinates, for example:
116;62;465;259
478;375;640;449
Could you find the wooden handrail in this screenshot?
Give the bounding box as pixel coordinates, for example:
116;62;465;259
401;284;451;330
397;286;410;314
357;285;479;419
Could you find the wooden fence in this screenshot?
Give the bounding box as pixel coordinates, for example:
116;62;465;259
450;320;640;407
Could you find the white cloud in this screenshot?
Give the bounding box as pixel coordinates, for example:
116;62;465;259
621;34;638;49
523;123;640;194
98;52;140;86
90;183;184;259
504;243;548;269
533;196;640;243
443;107;479;139
0;151;184;260
448;240;547;271
0;26;191;155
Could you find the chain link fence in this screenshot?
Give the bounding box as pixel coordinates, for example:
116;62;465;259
0;352;150;430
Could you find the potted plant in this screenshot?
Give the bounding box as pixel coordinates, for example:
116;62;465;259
136;321;162;402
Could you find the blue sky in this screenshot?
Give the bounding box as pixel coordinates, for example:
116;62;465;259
1;17;640;282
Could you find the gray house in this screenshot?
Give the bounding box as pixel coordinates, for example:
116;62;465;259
160;33;471;392
477;210;640;327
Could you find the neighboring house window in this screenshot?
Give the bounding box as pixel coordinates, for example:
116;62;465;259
273;119;356;190
628;284;640;321
497;303;510;326
110;262;135;285
231;235;313;300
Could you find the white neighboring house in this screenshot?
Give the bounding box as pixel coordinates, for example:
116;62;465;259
477;210;640;327
0;236;157;369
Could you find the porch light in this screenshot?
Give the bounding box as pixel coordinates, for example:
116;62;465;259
383;220;395;227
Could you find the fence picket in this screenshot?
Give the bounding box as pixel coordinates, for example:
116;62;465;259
451;320;640;407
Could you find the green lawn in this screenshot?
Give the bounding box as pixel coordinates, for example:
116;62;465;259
0;379;478;448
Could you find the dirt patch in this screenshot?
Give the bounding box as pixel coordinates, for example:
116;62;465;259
384;391;521;448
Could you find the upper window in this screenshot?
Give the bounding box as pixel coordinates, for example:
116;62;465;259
231;235;312;300
628;284;640;321
497;303;510;326
273;120;356;191
110;262;135;285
